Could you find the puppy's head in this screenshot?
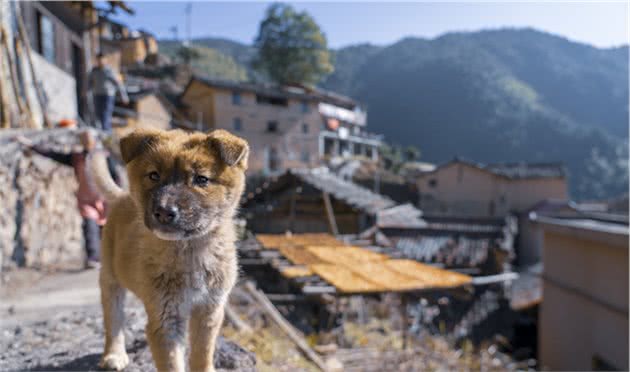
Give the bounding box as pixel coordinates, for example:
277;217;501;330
120;128;248;241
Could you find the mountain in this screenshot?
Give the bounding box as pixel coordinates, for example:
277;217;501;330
158;29;628;200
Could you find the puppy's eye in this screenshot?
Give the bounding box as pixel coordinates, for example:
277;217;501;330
148;171;160;182
194;175;210;186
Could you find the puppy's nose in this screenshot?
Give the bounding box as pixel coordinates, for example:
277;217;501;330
153;205;179;225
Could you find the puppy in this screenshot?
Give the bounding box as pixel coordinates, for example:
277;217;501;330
89;128;248;372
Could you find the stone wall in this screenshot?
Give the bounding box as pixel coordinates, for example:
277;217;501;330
0;129;105;270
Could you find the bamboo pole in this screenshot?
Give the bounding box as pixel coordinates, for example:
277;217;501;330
1;26;31;128
244;282;329;371
322;191;339;236
15;1;51;128
224;304;252;334
0;33;10;128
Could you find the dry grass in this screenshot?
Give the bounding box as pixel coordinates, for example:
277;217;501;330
306;245;388;264
280;266;313;279
310;264;382;293
386;259;472;287
256;233;345;250
257;234;473;294
278;246;324;265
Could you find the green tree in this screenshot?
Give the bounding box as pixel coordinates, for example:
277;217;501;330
253;3;334;85
404;146;421;162
176;45;201;65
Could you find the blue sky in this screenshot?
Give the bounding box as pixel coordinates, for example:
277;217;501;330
106;2;629;48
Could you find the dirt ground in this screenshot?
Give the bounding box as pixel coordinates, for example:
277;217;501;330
0;268;255;372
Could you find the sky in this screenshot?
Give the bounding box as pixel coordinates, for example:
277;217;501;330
105;1;629;49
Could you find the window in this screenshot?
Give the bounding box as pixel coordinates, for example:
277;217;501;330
37;12;55;64
232;91;241;105
302;123;309;134
428;179;438;188
301;151;310;163
233;117;242;132
301;100;309;113
457;165;463;184
256;94;287;106
266;121;278;133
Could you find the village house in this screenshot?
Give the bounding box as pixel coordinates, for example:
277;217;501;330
416;158;568;217
533;215;628;371
111;89;172;136
0;1;139;128
178;76;382;174
241;167;424;234
99;17;158;69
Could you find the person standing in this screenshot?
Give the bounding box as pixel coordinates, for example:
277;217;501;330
88;53;129;131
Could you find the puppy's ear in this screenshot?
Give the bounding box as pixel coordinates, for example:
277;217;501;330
208;130;249;168
120;129;159;163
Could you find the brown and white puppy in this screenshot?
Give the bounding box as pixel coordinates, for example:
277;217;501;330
89;128;248;372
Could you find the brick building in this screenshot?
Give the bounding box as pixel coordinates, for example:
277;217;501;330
178;76;382;174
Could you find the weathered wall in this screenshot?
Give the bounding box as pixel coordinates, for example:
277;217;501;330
1;151;83;270
181;82;322;173
539;224;629;370
0;129;102;271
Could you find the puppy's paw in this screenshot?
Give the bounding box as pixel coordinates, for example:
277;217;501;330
99;352;130;371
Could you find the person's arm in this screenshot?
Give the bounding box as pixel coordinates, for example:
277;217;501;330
107;68;129;104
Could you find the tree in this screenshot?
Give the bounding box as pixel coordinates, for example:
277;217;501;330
253;3;333;86
176;45;201;65
404;146;421;162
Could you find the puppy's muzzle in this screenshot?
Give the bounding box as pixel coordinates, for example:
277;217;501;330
153;205;180;225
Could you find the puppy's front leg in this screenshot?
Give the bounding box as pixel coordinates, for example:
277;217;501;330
145;302;187;372
99;272;129;371
188;305;225;372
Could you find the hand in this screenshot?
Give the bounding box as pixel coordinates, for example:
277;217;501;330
122;97;130;105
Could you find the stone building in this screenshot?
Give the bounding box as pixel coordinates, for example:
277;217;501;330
178;76;382;174
415;158;568;217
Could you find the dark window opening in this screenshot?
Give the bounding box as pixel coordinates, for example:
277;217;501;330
257;94;288;106
232;91;241;105
268;147;280;171
428;179;437;188
37;11;55;64
301;100;309;113
302;123;309;134
233;117;242;132
301;151;310;163
266;121;278;133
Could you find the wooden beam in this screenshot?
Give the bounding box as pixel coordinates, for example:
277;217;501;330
472;272;519;286
224;304;252;333
303;285;336;294
322;191;339;236
266;293;307;302
244;282;329;371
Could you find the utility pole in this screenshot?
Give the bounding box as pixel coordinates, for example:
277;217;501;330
183;2;192;46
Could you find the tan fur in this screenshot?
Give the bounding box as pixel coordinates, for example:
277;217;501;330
90;128;248;372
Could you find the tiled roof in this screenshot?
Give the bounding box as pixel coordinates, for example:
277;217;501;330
485;162;566;179
188;76;358;109
425;157;566;180
291;168;397;215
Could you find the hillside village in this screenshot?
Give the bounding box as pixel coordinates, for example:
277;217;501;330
0;1;628;372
